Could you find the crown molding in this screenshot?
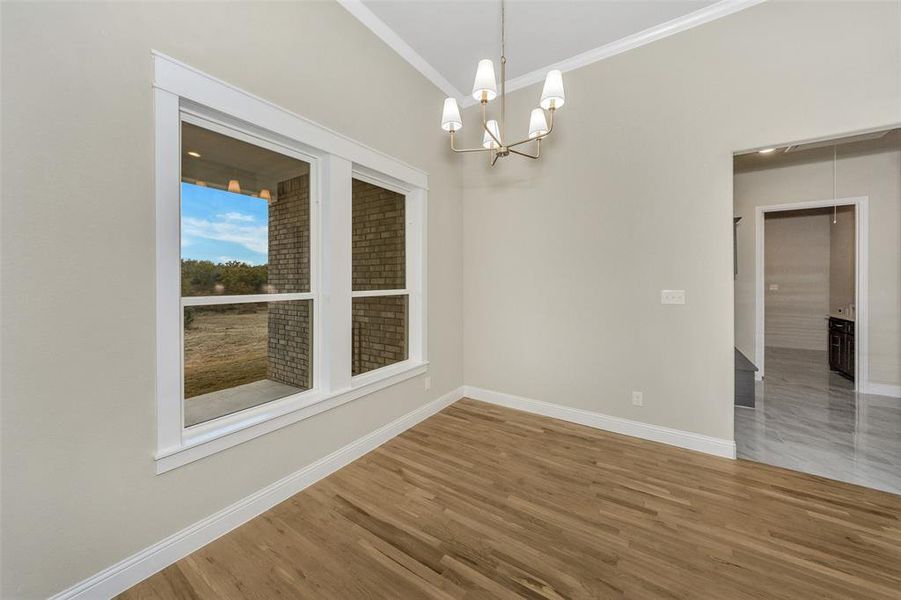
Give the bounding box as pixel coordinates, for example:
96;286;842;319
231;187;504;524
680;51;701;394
337;0;467;102
495;0;767;104
339;0;766;109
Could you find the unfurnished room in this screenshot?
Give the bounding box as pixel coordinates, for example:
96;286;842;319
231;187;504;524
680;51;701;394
2;1;901;599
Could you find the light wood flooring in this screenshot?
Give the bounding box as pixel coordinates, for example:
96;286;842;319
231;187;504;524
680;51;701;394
122;398;901;599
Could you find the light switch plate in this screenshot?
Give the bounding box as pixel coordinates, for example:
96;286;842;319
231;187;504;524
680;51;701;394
661;290;685;305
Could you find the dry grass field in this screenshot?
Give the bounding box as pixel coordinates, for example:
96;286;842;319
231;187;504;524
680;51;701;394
184;306;268;398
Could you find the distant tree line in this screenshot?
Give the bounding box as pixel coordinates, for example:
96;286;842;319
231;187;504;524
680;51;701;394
182;260;269;328
181;259;268;296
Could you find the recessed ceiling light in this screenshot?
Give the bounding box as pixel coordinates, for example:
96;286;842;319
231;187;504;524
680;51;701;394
187;151;202;158
758;148;775;154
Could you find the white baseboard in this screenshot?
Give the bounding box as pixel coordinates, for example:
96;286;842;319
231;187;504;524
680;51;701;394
867;382;901;399
49;386;464;600
463;386;736;460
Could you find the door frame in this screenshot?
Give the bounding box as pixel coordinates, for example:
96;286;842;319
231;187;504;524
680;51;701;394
754;196;869;391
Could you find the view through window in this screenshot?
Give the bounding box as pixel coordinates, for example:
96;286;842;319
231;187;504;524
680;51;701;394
351;178;408;375
181;122;312;426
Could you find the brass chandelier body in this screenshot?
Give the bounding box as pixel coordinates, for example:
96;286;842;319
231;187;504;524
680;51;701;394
440;0;565;166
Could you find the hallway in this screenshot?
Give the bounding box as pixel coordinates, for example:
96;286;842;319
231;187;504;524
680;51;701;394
736;347;901;495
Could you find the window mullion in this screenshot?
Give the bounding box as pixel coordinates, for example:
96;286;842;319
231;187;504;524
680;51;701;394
319;154;353;393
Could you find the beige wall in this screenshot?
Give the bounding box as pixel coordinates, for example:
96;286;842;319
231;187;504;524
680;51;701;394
462;0;900;440
0;2;462;598
763;210;831;351
735;140;901;388
830;205;856;316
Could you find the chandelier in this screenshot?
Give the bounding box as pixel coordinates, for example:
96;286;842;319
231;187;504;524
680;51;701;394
440;0;565;166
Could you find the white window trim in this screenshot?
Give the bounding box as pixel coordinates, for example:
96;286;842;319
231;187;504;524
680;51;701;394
153;51;428;473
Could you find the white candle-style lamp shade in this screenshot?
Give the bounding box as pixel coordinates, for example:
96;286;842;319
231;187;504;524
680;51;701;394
472;59;498;102
528;108;549;139
482;120;501;149
227;179;241;194
539;70;565;110
441;98;463;132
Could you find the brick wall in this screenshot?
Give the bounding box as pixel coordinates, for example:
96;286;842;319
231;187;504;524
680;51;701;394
265;176;407;381
267;175;312;389
352;296;407;376
352;179;407;375
352;179;405;291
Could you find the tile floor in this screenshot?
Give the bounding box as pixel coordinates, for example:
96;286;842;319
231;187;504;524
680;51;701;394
736;346;901;495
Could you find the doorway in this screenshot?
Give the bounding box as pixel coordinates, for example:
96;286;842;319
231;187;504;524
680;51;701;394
755;197;868;388
732;127;901;495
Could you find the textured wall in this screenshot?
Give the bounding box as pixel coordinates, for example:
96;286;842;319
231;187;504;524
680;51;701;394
351;179;405;291
353;295;408;375
268;175;312;388
351;179;408;374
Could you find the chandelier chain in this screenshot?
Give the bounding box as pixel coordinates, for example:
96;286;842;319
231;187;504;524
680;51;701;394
501;0;506;137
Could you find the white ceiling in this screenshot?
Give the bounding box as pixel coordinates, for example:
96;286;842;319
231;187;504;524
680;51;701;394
347;0;757;103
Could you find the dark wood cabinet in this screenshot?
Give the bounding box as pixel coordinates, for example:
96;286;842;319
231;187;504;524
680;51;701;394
828;317;855;381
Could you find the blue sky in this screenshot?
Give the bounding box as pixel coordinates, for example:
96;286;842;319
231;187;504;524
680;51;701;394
181;183;269;265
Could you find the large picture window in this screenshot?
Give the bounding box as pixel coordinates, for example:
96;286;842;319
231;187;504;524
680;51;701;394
154;54;427;472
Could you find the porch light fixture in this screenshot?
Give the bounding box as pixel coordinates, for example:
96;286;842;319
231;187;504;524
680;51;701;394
440;0;565;166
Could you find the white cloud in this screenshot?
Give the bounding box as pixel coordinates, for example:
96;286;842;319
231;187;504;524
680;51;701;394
218;211;255;223
182;217;268;254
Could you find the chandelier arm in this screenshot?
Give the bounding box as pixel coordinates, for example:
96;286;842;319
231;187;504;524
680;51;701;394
481;102;503;147
490;151;500;167
449;131;491;153
506;108;555;149
509;140;540;160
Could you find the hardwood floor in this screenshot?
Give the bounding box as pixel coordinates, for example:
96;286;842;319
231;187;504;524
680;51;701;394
121;399;901;599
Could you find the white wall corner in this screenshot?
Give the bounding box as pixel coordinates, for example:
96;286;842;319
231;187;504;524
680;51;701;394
462;385;737;460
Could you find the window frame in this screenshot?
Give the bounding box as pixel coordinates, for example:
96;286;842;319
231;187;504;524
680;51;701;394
153;52;428;473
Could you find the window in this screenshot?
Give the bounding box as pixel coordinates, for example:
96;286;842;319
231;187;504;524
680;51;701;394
180;122;314;426
154;53;427;472
352;178;408;376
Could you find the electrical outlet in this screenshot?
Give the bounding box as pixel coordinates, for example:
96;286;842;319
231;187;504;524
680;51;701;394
661;289;685;305
424;376;431;391
769;283;779;291
632;391;643;406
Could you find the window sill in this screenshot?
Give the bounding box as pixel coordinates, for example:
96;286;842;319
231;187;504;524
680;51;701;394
155;360;429;473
